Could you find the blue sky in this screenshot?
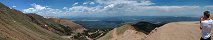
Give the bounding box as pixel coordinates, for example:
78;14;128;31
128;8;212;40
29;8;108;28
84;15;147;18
0;0;213;17
0;0;95;10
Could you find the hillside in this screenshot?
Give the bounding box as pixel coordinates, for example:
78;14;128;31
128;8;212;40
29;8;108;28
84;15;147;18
0;2;86;40
98;21;204;40
98;21;164;40
98;15;213;40
98;24;147;40
0;3;64;40
26;13;86;36
145;21;202;40
144;15;213;40
47;18;86;33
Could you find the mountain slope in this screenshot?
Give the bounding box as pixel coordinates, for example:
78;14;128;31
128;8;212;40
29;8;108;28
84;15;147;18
145;15;213;40
26;13;75;35
98;24;147;40
47;18;86;33
0;2;87;40
145;21;201;40
0;3;64;40
98;15;213;40
98;20;165;40
98;21;203;40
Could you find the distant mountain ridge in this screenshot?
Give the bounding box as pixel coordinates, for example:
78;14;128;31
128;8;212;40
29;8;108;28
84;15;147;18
71;16;198;29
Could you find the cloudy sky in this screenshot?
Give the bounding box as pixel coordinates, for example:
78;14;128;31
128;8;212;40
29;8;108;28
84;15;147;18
0;0;213;17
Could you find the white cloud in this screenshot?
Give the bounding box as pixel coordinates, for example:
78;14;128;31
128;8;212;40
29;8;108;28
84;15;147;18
139;6;200;12
12;6;16;8
21;0;213;17
22;4;64;16
137;1;154;6
103;4;114;9
89;2;95;4
22;4;101;17
205;6;213;8
96;0;154;6
91;0;212;17
72;2;78;6
31;4;46;10
83;2;88;5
